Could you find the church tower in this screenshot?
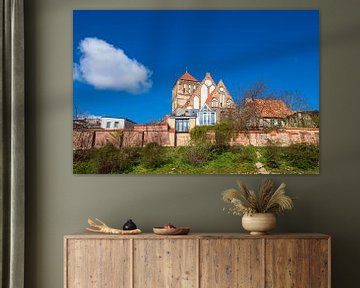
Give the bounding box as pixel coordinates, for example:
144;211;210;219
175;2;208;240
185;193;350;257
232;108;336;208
172;71;200;114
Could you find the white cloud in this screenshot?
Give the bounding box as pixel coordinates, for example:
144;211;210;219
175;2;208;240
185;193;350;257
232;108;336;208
74;37;152;94
73;63;82;81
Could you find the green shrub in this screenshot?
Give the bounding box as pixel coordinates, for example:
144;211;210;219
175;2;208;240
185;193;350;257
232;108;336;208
141;142;166;169
183;143;214;166
264;143;282;168
190;126;212;145
73;149;94;162
284;143;319;169
95;144;140;174
73;160;97;174
235;146;256;163
214;121;233;147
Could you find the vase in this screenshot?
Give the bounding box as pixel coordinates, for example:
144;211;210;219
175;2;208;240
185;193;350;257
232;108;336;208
123;219;137;230
242;213;276;235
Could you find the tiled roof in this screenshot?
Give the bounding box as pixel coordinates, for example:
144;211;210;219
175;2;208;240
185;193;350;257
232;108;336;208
178;71;198;82
245;98;294;118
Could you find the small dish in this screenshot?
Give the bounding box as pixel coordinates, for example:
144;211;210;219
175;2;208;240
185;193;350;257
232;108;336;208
153;227;190;235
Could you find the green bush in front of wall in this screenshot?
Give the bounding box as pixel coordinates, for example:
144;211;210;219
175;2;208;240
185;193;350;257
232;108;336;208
189;125;213;145
95;144;141;174
141;142;166;169
73;148;94;162
233;145;257;163
263;142;282;168
283;143;319;170
182;143;215;166
214;120;234;147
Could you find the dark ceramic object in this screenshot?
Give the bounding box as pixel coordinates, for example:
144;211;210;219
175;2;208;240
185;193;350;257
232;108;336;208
123;219;137;230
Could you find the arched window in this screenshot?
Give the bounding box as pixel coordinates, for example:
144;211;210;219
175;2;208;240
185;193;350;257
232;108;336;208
211;98;218;108
220;93;225;107
226;99;232;108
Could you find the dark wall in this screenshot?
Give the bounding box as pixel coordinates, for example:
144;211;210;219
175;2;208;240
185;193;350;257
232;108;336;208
25;0;360;287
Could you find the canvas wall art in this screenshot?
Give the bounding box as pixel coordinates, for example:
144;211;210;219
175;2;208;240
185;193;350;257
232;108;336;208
73;10;319;174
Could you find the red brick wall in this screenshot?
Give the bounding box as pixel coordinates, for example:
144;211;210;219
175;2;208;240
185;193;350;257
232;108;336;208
73;127;319;150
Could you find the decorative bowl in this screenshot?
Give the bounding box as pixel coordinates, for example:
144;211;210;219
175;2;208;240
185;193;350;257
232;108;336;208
153;227;190;235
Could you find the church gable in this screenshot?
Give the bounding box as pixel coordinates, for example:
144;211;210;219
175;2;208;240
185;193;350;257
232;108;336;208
189;72;217;109
205;80;235;109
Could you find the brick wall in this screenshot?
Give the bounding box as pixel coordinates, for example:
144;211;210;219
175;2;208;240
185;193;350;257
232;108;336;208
73;127;319;150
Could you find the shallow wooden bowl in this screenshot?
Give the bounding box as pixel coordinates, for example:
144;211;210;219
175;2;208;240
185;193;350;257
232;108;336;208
153;227;190;235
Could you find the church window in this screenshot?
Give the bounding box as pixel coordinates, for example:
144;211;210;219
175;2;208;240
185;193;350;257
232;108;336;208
220;93;225;107
211;98;218;108
226;99;232;108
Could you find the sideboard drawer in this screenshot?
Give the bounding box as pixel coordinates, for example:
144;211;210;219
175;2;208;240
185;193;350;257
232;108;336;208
66;239;131;288
134;239;198;288
200;239;263;288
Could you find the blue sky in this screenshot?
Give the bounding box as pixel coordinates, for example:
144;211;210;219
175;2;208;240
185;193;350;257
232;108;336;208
73;10;319;124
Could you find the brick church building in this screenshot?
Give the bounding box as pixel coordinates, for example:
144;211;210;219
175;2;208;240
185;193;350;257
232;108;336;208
168;71;235;132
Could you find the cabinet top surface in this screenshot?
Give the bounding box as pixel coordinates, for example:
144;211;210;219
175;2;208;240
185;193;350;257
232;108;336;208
64;232;330;240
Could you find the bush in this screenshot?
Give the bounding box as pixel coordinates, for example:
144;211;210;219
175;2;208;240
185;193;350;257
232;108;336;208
264;143;282;168
214;121;233;147
183;143;214;166
190;126;212;145
95;144;140;174
284;143;319;170
141;142;166;169
73;149;94;162
235;146;256;163
73;160;97;174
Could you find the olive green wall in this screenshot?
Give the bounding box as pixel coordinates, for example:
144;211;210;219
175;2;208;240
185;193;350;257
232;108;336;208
25;0;360;287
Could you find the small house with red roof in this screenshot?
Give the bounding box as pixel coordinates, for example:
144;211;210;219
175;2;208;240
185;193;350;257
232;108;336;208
244;98;294;128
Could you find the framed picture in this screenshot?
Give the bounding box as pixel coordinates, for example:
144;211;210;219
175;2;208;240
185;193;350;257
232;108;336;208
73;10;319;174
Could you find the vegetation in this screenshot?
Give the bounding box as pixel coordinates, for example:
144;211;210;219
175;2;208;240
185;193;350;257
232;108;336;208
73;142;319;174
141;142;166;169
222;179;294;216
190;126;212;145
261;142;319;171
183;143;215;166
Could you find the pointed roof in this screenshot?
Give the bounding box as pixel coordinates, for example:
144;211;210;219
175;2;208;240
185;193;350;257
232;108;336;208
178;71;199;82
204;72;216;84
189;72;216;102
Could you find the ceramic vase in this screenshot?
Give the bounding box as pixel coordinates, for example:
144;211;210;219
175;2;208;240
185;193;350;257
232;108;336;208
242;213;276;235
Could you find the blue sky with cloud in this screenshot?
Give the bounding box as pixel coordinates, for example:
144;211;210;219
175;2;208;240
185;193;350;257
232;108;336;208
73;10;319;123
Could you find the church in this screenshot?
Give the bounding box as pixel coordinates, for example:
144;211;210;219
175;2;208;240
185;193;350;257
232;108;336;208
168;71;235;132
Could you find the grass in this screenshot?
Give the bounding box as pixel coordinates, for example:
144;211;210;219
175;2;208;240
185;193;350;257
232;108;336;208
73;143;319;175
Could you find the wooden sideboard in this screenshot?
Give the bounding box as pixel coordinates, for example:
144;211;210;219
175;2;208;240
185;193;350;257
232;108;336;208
64;233;330;288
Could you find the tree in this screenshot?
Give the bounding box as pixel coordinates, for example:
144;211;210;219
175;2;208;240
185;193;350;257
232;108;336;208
227;82;311;131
